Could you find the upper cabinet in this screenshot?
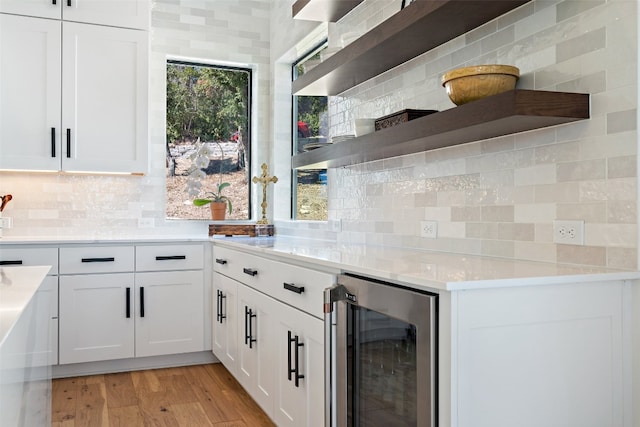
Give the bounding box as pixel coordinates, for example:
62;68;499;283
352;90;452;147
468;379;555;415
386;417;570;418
0;0;149;30
292;0;531;96
0;3;149;174
292;0;363;22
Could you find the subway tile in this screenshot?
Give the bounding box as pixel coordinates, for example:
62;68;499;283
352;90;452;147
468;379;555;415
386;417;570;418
607;109;637;134
556;27;605;62
607;155;637;179
556;159;606;182
556;244;606;266
556;1;606;23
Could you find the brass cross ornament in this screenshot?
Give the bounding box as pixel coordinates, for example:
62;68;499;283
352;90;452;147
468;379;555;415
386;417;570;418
252;163;278;225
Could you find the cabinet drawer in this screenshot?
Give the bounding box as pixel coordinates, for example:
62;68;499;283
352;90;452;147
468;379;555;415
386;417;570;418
0;247;58;274
60;246;134;274
271;261;334;319
136;243;204;271
213;245;334;318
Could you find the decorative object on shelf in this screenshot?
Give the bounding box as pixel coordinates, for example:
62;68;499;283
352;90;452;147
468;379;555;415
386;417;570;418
354;118;375;137
209;223;275;237
442;64;520;106
401;0;416;9
252;163;278;225
374;109;438;131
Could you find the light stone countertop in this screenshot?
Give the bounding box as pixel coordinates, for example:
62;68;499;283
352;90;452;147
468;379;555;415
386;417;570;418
0;235;210;245
0;266;50;346
211;236;640;291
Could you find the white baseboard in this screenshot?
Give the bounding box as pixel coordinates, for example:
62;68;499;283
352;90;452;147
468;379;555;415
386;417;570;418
52;351;218;378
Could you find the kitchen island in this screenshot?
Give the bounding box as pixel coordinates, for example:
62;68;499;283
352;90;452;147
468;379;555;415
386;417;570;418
0;265;53;427
212;235;640;427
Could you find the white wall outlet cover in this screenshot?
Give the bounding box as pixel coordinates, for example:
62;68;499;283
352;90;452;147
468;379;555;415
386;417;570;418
553;220;584;245
421;220;437;238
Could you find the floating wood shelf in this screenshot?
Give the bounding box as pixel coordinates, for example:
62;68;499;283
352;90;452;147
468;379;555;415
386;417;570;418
292;0;531;96
292;90;590;170
292;0;363;22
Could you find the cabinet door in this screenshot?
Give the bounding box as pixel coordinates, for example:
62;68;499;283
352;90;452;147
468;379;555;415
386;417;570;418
0;15;61;171
212;273;238;375
273;305;324;427
0;0;61;20
63;0;149;30
134;271;204;358
237;285;277;415
59;273;135;364
30;275;59;366
61;22;148;174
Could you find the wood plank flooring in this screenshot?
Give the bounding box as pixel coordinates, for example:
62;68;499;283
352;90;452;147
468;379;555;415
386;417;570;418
52;363;276;427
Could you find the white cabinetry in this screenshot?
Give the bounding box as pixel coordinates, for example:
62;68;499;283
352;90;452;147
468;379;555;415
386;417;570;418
0;0;149;30
453;281;629;427
0;246;59;365
0;8;148;173
212;245;334;426
59;243;205;365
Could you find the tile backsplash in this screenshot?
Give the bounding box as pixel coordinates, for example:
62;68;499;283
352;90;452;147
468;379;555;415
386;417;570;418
277;0;638;269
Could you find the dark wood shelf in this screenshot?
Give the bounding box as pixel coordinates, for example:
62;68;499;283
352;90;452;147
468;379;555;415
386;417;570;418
292;0;531;96
292;90;590;170
292;0;363;22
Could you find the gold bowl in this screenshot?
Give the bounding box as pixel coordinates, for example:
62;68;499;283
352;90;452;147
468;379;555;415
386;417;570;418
441;65;520;106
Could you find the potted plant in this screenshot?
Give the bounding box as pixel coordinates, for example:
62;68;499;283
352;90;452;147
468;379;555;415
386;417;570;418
193;182;233;220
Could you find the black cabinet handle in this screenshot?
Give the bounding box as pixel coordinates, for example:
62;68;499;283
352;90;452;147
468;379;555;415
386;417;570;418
140;287;145;317
217;290;226;323
0;260;23;266
284;282;305;294
244;306;257;349
67;0;71;6
52;0;56;5
287;331;305;387
66;129;71;158
215;258;227;265
155;255;186;261
51;127;56;157
125;287;131;318
243;268;258;277
81;257;115;263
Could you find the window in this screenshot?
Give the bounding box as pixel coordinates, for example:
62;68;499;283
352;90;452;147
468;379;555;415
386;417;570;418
165;60;251;220
292;43;328;221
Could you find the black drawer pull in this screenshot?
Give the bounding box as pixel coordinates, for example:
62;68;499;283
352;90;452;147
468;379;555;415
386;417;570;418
217;290;227;323
245;306;257;349
140;287;145;317
155;255;186;261
125;287;131;318
288;331;305;387
51;127;56;157
0;260;23;266
81;257;115;263
284;282;305;294
66;128;71;158
67;0;71;6
243;268;258;277
215;258;227;265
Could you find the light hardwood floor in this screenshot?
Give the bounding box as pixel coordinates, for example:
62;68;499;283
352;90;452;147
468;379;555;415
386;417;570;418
52;363;276;427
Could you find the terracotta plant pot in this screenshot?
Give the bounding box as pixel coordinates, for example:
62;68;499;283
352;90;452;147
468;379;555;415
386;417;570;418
210;202;227;220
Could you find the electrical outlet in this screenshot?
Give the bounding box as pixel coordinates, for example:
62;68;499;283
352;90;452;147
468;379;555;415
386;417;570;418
138;218;155;228
420;220;437;238
553;220;584;245
0;217;12;229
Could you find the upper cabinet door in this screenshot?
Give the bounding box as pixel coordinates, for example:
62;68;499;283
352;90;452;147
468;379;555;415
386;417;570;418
61;22;148;174
62;0;150;30
0;0;149;30
0;0;61;20
0;14;62;171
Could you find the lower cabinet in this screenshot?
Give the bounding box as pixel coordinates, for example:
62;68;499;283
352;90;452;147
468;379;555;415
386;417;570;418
213;266;327;427
59;271;204;364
